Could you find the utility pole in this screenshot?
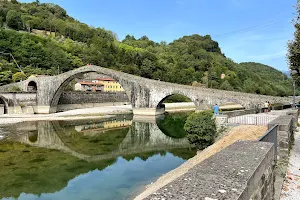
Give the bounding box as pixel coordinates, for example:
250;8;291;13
0;52;23;73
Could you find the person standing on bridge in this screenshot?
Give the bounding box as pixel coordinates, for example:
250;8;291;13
268;101;272;112
213;104;219;115
264;101;269;113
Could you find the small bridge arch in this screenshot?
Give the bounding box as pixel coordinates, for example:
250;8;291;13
0;96;8;114
27;81;37;92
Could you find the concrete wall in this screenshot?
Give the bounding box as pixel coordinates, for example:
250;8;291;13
55;91;130;112
144;141;275;200
267;113;296;200
58;91;129;104
57;102;130;112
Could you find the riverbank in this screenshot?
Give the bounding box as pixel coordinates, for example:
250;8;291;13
0;105;132;126
134;124;267;200
0;103;199;126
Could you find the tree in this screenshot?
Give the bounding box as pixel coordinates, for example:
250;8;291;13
0;71;12;85
0;16;3;28
243;78;257;93
12;72;26;82
220;80;234;91
140;58;155;78
288;1;300;84
6;10;22;30
184;111;217;149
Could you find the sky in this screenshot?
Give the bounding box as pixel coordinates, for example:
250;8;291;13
20;0;297;71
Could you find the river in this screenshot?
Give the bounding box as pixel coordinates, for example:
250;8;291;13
0;112;196;200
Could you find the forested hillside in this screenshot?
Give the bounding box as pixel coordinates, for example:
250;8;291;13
0;0;294;96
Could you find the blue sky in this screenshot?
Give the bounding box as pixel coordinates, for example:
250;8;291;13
20;0;296;71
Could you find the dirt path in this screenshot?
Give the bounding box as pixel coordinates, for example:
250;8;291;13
280;122;300;200
134;125;267;200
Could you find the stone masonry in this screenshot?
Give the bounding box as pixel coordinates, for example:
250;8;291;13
0;65;292;114
58;91;129;105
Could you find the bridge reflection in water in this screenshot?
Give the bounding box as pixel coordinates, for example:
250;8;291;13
13;115;191;162
0;114;197;200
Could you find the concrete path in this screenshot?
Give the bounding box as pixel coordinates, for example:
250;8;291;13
281;119;300;200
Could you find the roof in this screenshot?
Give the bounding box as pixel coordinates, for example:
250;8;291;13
96;78;115;81
79;82;104;86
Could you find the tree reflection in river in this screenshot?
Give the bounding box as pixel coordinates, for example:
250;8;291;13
156;112;192;138
0;113;196;200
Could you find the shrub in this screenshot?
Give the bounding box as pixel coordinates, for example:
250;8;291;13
12;72;26;82
184;111;217;148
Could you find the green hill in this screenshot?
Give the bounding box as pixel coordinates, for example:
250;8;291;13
0;0;294;96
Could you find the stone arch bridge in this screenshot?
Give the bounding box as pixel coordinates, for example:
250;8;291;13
0;65;291;115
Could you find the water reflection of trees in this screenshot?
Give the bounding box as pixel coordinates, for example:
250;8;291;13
156;112;192;138
56;125;130;156
0;140;117;199
0;115;197;199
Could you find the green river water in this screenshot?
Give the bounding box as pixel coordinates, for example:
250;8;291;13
0;113;196;200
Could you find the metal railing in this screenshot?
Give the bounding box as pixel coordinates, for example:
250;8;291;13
228;115;278;125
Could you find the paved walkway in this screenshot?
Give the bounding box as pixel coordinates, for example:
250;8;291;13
281;119;300;200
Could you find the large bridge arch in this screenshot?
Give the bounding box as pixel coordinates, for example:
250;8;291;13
32;65;151;114
49;67;133;113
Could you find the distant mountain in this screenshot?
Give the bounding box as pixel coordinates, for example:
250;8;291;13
282;71;291;78
0;0;295;96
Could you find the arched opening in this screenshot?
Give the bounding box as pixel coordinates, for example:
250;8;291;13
28;132;38;143
0;97;8;115
27;81;37;92
156;93;197;113
50;71;132;113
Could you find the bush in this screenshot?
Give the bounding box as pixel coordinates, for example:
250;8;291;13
12;72;26;82
184;111;217;148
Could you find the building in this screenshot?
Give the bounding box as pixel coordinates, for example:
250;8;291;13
95;78;124;92
74;81;104;92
